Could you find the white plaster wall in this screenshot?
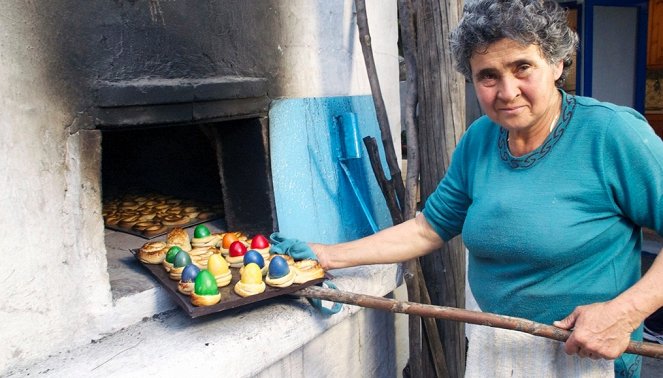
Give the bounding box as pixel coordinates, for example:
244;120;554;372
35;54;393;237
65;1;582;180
0;0;401;374
0;5;112;374
260;306;397;377
274;0;402;168
590;6;637;108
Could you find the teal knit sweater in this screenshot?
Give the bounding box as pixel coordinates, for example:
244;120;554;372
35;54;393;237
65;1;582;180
423;91;663;377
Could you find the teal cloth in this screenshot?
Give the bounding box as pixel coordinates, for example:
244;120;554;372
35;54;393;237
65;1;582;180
269;232;318;260
269;232;342;315
307;280;344;316
422;90;663;377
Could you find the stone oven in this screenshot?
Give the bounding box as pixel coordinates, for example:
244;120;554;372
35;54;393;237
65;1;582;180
96;77;277;236
1;1;404;376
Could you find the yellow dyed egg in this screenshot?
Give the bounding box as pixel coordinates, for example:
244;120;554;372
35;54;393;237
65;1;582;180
207;254;229;276
241;263;263;284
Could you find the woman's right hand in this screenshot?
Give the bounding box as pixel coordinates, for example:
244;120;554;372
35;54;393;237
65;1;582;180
309;243;330;270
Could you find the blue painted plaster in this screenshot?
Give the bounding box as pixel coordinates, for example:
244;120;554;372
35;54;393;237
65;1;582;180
269;96;393;243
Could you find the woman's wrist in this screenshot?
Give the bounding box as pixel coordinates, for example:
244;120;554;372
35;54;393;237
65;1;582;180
609;293;655;331
309;243;331;270
614;251;663;328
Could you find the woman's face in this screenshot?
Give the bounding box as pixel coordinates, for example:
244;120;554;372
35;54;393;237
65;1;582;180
470;38;564;133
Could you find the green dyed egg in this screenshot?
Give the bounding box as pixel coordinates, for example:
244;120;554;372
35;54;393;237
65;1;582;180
166;246;182;263
194;270;219;296
173;250;192;268
194;224;211;238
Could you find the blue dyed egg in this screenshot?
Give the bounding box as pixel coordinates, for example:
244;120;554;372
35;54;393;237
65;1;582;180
181;264;201;283
243;250;265;268
268;255;289;279
173;250;192;268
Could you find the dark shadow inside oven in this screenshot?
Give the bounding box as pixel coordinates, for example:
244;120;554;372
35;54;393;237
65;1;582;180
102;125;223;203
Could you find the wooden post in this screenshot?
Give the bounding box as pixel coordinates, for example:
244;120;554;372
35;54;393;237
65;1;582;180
412;0;467;377
354;0;463;375
398;0;420;221
354;0;406;208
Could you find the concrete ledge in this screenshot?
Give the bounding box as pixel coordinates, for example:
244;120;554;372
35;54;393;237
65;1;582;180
5;264;401;377
95;77;268;107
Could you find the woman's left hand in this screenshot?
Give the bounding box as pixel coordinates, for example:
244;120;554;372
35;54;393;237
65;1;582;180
556;248;663;359
554;301;639;360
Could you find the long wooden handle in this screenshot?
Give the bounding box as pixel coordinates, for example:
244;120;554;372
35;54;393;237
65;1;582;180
297;285;663;360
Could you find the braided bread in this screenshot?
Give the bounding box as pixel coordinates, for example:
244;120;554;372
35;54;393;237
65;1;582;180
292;259;325;284
137;241;169;264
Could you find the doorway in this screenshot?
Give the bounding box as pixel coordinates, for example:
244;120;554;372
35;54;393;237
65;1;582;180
575;0;648;112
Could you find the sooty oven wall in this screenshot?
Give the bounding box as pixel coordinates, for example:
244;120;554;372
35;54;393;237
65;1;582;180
37;1;286;118
36;1;289;234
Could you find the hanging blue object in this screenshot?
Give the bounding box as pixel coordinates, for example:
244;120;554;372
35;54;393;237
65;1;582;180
335;112;379;233
337;112;362;160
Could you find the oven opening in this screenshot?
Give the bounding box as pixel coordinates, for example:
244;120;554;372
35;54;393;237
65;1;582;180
102;117;277;300
102;125;224;213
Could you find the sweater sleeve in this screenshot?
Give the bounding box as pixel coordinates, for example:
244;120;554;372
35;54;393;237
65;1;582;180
601;110;663;235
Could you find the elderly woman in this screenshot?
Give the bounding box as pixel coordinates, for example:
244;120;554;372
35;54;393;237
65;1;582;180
311;0;663;376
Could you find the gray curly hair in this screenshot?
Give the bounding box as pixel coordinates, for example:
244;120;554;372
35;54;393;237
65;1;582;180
450;0;579;87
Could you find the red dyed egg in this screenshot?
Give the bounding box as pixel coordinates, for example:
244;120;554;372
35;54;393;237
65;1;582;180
251;234;270;249
229;240;248;257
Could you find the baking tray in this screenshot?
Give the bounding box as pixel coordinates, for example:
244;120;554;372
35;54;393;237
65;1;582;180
131;250;327;318
103;192;223;240
107;216;220;240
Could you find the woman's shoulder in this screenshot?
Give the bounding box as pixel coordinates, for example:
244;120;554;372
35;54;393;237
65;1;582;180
455;116;500;154
570;94;647;124
464;115;498;140
567;94;651;138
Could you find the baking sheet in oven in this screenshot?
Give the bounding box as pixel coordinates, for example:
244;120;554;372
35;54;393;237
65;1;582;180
131;249;329;318
106;217;218;239
103;193;223;239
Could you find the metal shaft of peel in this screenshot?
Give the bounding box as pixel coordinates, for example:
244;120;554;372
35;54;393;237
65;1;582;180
297;285;663;360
